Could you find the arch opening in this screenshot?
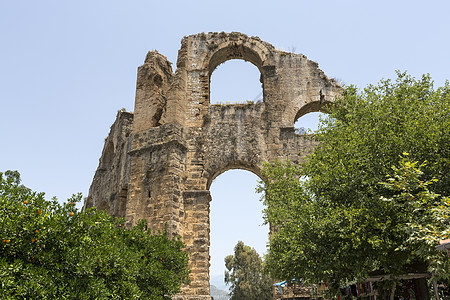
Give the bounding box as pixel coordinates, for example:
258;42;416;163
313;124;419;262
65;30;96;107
294;101;331;134
207;45;263;76
209;59;263;105
206;160;262;190
294;111;326;134
208;169;268;292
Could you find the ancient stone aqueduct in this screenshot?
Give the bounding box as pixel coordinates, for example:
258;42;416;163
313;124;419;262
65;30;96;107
84;32;342;299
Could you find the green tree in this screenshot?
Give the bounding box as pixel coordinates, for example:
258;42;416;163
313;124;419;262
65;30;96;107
0;171;190;299
259;72;450;291
224;241;272;300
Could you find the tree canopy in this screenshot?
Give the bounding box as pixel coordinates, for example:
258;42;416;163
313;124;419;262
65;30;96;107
224;241;272;300
0;170;190;299
259;72;450;291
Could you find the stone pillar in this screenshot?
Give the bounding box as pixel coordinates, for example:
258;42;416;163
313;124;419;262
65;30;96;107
176;190;212;300
127;123;186;236
133;51;173;132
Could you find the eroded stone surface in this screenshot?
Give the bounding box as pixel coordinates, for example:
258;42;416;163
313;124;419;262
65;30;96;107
85;32;342;299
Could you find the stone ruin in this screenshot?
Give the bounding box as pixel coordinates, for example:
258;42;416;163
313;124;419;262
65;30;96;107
84;32;342;299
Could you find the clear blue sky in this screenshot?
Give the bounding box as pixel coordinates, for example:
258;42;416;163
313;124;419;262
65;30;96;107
1;0;449;289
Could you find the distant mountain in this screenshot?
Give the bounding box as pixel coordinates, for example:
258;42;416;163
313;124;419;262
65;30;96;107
210;285;229;300
210;274;228;291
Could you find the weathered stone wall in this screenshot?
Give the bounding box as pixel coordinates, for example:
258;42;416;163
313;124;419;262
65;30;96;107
85;32;342;299
134;51;173;132
84;111;133;217
127;122;187;235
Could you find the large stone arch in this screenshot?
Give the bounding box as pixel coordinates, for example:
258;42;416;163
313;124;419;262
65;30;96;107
205;160;262;191
203;35;273;74
205;43;266;106
85;32;343;299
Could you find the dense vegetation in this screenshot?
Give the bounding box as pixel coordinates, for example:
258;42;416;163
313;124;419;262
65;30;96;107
259;72;450;292
0;170;190;299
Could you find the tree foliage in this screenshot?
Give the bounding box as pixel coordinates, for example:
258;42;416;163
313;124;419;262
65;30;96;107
224;241;272;300
259;72;450;290
0;171;190;299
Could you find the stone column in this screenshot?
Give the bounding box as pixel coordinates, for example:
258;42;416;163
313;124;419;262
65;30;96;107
176;190;211;300
127;123;187;236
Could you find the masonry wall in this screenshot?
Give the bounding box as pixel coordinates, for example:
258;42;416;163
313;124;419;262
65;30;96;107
85;32;342;299
84;111;133;217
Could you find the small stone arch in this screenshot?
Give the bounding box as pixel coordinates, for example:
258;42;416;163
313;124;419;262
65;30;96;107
294;99;333;124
